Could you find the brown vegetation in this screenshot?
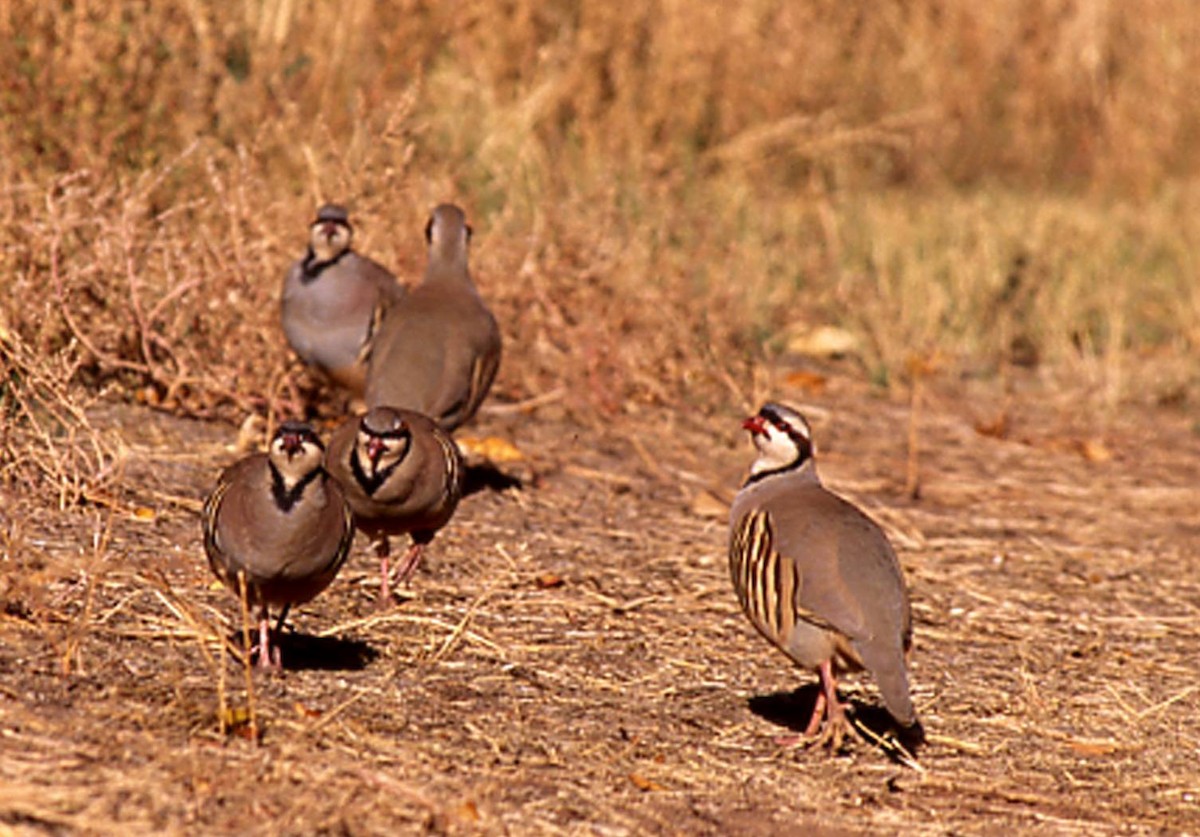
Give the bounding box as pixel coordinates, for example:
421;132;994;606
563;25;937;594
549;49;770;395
2;1;1200;833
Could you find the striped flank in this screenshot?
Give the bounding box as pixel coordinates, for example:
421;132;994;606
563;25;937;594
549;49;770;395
730;509;833;646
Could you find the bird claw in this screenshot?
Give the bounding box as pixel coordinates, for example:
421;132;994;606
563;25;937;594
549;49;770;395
248;641;282;671
774;714;854;752
249;618;283;671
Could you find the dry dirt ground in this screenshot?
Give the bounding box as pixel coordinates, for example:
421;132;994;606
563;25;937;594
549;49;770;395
2;372;1199;835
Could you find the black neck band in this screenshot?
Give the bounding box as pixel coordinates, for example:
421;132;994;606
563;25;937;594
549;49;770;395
269;462;321;512
301;247;350;281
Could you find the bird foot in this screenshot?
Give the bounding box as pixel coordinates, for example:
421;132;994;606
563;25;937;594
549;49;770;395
774;683;857;752
250;619;283;671
248;641;283;671
774;713;854;752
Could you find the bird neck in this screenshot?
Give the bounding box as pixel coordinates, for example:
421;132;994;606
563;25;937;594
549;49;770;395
301;246;351;281
743;455;818;488
423;248;472;286
268;462;322;512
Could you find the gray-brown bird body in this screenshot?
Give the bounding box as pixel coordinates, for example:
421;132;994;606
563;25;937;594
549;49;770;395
729;403;917;734
326;406;464;600
730;468;915;725
203;422;353;669
325;407;464;543
203;433;352;612
364;204;501;431
282;204;406;393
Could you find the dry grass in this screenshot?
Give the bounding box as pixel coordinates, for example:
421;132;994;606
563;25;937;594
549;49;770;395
2;0;1200;420
3;0;1200;833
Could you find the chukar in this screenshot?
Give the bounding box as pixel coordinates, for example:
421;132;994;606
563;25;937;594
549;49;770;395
202;421;353;669
363;204;501;431
729;403;919;749
281;203;406;394
325;406;464;603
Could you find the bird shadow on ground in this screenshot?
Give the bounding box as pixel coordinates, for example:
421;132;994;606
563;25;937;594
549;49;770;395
463;462;524;497
268;632;379;672
748;687;926;758
747;685;823;734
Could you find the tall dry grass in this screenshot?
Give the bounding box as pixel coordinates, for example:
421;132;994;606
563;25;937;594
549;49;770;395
2;0;1200;499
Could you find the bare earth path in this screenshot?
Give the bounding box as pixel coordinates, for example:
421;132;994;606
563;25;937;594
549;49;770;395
2;376;1199;835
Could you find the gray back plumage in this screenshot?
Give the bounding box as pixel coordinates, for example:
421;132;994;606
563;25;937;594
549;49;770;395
364;204;501;431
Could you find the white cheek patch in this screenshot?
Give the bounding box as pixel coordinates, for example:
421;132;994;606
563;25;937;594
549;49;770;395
295;445;324;473
751;425;800;474
378;439;410;470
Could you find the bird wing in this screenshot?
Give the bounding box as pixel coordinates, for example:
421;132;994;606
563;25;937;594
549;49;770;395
768;488;915;724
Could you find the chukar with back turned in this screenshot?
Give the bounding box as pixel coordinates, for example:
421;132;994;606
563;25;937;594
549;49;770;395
364;204;501;431
729;403;920;749
202;421;353;669
281;203;406;394
326;406;464;603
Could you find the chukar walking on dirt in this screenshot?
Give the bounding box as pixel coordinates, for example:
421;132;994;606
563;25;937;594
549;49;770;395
281;204;406;394
729;403;919;749
364;204;501;431
202;421;353;669
325;406;464;603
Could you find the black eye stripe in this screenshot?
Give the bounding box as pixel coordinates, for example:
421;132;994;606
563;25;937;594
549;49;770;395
363;421;408;439
274;422;324;451
760;407;796;434
758;406;812;449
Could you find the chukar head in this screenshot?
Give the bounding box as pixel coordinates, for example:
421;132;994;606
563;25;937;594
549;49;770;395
309;203;353;264
742;402;816;479
349;408;414;490
269;421;326;486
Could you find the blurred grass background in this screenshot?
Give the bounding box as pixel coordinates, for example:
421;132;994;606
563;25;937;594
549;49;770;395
2;0;1199;445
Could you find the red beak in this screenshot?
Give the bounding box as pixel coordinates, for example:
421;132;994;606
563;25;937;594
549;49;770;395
280;432;304;455
742;415;767;435
366;436;387;463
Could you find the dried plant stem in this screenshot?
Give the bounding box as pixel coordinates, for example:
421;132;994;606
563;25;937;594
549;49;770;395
904;361;925;500
60;484;120;676
236;571;260;744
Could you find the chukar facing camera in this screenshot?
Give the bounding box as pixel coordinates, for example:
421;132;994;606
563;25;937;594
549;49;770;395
202;421;353;669
325;406;464;604
729;403;920;749
364;204;501;431
281;203;406;394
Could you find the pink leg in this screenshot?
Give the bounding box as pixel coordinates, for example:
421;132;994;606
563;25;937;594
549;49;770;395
813;658;849;749
392;541;425;586
775;659;851;750
376;537;392;607
256;615;281;671
803;689;828;737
